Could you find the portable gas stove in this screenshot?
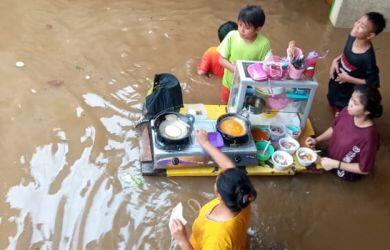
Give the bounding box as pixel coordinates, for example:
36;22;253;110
149;119;257;172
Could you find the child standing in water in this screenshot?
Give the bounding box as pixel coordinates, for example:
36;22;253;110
327;12;386;111
197;21;238;78
218;5;271;104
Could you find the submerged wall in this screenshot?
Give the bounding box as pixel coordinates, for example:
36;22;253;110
329;0;390;31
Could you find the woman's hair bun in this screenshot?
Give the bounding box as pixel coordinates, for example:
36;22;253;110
217;168;257;212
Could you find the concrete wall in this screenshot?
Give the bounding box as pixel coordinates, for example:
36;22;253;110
330;0;390;31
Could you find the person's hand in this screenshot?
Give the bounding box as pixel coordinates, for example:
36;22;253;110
320;157;339;171
305;137;317;149
335;68;351;84
196;129;209;147
329;59;340;79
170;219;188;244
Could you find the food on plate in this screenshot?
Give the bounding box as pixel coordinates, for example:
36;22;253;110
164;125;183;138
165;114;178;121
220;118;245;137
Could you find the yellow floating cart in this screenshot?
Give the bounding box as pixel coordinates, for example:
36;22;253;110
139;104;323;177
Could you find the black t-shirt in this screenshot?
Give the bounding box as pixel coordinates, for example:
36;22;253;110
327;35;379;109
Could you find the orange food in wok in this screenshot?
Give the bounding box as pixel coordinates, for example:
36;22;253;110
219;118;246;137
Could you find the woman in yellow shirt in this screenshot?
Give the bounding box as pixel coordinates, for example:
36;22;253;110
170;130;257;249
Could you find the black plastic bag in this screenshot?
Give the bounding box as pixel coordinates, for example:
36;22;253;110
145;73;183;119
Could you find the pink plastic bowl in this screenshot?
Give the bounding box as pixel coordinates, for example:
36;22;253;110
247;63;268;81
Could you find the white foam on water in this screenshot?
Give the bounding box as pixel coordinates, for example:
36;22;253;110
104;139;125;150
100;115;133;136
56;131;67;140
82;93;107;108
76;106;84;118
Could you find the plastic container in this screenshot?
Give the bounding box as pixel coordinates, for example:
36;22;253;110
286;125;301;139
303;61;316;78
207;132;224;148
266;93;291;110
260;111;279;118
256;140;275;162
186;104;207;120
263;56;287;80
256;87;284;96
251;127;270;141
268;124;286;141
271;150;293;170
288;63;305;80
247;63;268;81
278;137;300;154
296;147;318;167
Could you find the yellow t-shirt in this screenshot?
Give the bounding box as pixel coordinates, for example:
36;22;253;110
189;198;251;250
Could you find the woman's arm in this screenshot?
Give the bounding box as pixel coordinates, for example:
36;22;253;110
320;158;368;175
329;54;342;79
306;127;333;148
170;219;194;250
196;130;235;170
335;68;366;85
316;127;333;143
218;57;235;73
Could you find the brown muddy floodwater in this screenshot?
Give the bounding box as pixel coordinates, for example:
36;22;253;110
0;0;389;249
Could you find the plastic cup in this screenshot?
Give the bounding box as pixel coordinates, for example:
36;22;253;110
288;64;305;80
255;140;275;162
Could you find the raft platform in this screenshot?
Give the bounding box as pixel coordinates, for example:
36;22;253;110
139;104;323;177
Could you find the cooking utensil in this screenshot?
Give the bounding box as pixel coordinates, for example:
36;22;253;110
245;95;265;114
152;111;195;145
216;113;250;145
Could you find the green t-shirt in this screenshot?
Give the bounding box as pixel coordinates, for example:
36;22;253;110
217;30;271;88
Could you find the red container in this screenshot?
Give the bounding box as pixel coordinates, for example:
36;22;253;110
303;60;317;79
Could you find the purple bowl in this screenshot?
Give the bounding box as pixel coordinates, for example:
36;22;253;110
207;132;224;148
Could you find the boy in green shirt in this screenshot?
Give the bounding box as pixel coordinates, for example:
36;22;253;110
217;5;271;104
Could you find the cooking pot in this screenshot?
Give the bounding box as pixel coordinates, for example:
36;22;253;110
245;95;265;114
152;112;195;145
216;113;250;145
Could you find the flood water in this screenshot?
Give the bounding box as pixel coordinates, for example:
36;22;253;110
0;0;389;249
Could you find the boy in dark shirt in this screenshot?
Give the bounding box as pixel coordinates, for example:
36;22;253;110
327;12;386;111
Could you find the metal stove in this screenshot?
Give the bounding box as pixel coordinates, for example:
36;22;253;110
151;119;257;169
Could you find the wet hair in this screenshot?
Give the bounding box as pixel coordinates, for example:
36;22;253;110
216;168;257;212
353;85;383;119
238;5;265;28
218;21;238;42
366;12;387;35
